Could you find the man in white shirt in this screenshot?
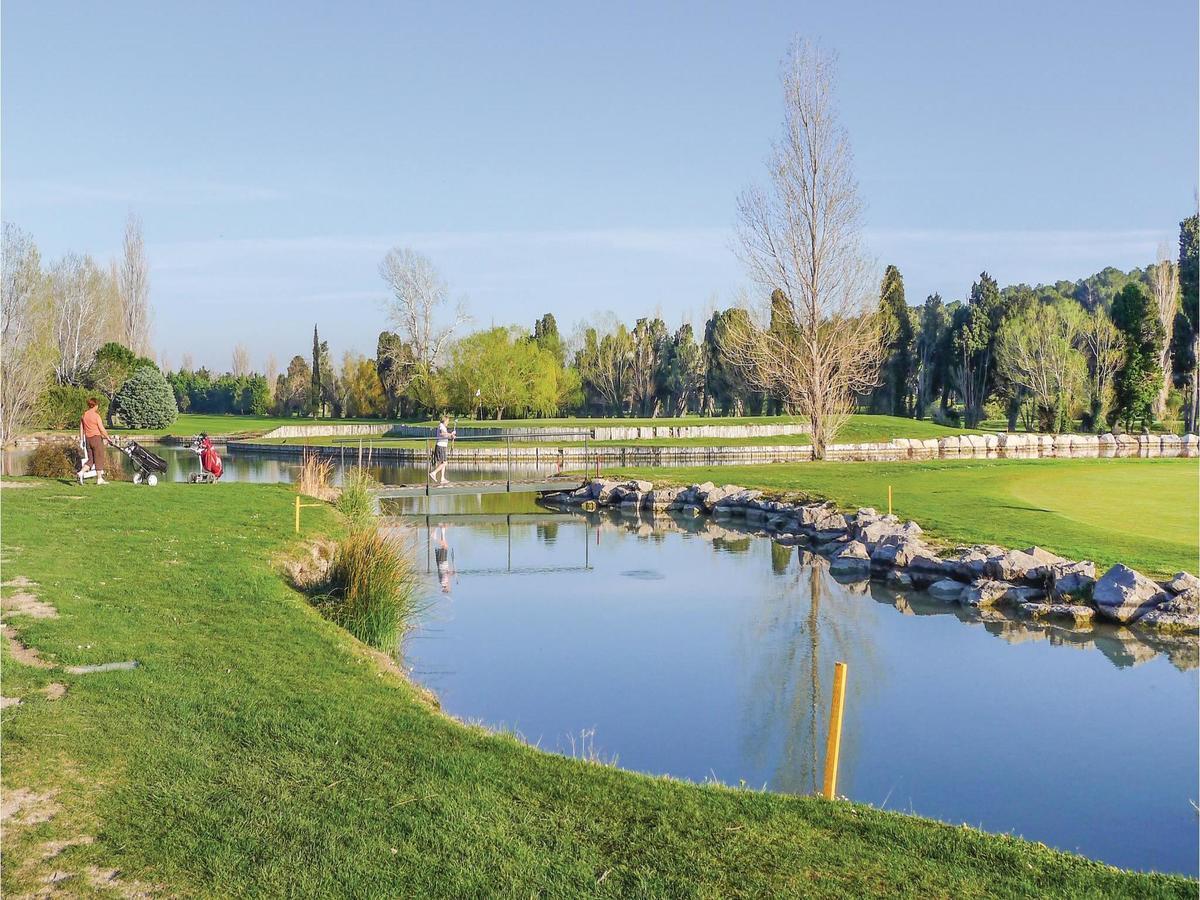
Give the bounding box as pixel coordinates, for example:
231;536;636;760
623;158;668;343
429;414;455;484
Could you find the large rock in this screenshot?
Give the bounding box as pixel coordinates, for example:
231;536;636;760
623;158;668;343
1049;561;1097;601
985;547;1066;583
593;479;623;503
961;579;1045;607
645;487;682;508
798;503;849;533
1093;564;1168;624
1166;572;1200;601
927;579;965;602
870;539;928;568
856;518;922;549
945;545;1007;580
1136;591;1200;632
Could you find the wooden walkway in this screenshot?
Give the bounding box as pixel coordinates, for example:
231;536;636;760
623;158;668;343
369;478;581;500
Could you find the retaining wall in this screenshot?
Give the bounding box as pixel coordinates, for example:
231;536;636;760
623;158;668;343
228;431;1198;468
258;422;811;442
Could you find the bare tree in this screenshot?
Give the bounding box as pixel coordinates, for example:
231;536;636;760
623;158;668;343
378;248;469;408
180;352;194;372
723;40;883;457
231;342;252;376
1076;308;1124;431
119;213;152;355
1;223;51;443
1150;244;1179;416
50;254;110;385
995;303;1085;433
265;353;279;399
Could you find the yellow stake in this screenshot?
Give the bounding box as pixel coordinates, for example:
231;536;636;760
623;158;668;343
887;484;893;516
822;661;848;800
295;495;301;533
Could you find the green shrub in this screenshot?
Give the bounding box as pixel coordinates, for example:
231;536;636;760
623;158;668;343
318;528;420;650
336;467;376;529
25;443;82;478
113;367;178;429
38;386;109;430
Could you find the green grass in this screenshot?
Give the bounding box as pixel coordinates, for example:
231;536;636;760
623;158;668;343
614;458;1199;577
250;415;975;449
2;479;1190;896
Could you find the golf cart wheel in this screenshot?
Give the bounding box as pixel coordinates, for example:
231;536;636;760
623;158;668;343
133;472;143;485
147;474;158;486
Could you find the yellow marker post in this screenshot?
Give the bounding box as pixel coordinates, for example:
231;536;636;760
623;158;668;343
821;661;848;800
888;485;893;516
294;495;324;533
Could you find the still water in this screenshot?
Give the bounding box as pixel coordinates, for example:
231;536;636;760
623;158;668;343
390;491;1199;877
6;444;1197;874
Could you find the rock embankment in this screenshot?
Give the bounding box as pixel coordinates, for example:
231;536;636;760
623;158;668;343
550;479;1200;633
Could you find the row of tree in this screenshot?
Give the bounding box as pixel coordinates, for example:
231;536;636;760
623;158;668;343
1;217;154;441
869;217;1198;434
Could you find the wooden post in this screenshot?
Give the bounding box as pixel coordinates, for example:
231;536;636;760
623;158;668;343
821;661;848;800
294;495;301;533
888;485;893;516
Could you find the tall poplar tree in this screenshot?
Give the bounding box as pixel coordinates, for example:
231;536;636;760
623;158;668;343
311;324;322;418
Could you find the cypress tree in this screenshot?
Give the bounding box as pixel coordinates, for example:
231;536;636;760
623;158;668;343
311;325;322;418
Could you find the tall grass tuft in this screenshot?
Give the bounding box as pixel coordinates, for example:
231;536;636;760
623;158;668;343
319;527;420;650
297;450;335;499
336;466;376;529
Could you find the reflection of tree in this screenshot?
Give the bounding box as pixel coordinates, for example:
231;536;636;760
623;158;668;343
770;541;793;576
536;522;559;545
737;549;881;796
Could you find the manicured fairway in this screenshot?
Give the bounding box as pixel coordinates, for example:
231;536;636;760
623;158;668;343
616;458;1199;577
1;480;1189;897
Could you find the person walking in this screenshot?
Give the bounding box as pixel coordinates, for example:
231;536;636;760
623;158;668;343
428;414;456;485
78;398;111;485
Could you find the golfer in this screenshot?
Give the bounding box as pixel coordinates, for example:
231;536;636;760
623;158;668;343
78;398;111;484
428;414;455;484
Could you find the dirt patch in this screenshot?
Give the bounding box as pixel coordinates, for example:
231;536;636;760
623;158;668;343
1;696;20;709
3;625;53;668
1;787;59;825
2;591;58;619
281;539;336;592
64;661;139;675
2;575;38;588
0;481;42;489
41;682;68;701
87;865;160;899
40;834;94;860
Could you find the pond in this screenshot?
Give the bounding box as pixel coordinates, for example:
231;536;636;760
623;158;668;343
6;443;1197;875
387;491;1199;877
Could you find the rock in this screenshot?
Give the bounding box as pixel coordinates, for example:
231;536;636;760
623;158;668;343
831;540;870;560
1136;589;1199;632
697;485;728;512
1049;561;1097;601
945;545;1007;580
870;539;927;568
856;518;922;549
830;555;871;576
798;503;848;533
984;547;1067;583
1166;572;1200;601
1019;602;1096;626
962;579;1045;607
887;570;915;589
927;579;965;602
906;550;952;579
1093;564;1169;624
645;487;682;508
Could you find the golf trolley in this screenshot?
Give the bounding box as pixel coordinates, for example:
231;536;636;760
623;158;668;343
187;433;224;483
109;436;169;486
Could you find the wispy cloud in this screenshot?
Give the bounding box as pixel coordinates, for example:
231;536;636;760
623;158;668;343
4;178;287;208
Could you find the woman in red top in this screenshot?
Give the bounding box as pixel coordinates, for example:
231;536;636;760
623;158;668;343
79;398;111;484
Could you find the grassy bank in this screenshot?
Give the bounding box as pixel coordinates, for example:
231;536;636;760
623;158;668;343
614;458;1198;578
1;480;1191;897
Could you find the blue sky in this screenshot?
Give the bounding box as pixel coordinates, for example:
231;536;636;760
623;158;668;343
3;0;1197;370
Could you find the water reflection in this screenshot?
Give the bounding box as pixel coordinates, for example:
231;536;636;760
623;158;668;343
394;496;1197;875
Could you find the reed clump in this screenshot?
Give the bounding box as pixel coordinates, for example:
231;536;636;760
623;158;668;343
297;450;336;500
336;466;376;529
318;527;420;650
